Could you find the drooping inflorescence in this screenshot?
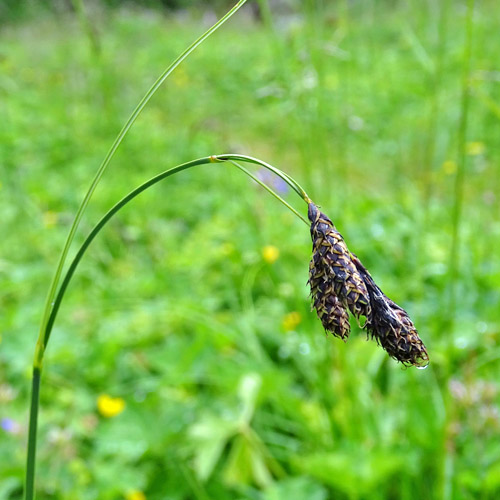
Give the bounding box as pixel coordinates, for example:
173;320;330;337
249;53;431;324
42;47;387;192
307;202;428;367
308;203;370;340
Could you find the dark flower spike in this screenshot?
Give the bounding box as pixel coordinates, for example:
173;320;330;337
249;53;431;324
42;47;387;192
309;257;351;340
351;255;429;367
307;202;428;367
308;203;371;323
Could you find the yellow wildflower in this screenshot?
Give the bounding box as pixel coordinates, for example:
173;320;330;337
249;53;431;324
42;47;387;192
42;211;59;228
220;242;235;256
282;311;302;331
125;491;146;500
442;160;457;175
262;245;280;264
172;67;189;88
466;141;485;156
97;394;125;418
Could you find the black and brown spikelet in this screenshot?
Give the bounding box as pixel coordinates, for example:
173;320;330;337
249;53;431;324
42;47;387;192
308;257;350;340
352;255;429;367
308;203;371;325
307;202;428;367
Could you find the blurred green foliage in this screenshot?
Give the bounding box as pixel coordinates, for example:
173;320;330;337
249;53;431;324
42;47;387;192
1;1;500;499
0;0;247;22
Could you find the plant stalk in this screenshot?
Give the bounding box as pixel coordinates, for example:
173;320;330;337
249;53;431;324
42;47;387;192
448;0;474;328
41;155;309;350
25;369;40;500
24;153;309;499
26;3;248;498
35;0;249;373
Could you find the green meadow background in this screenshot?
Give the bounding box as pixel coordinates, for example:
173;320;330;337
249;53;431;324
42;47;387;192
1;0;500;498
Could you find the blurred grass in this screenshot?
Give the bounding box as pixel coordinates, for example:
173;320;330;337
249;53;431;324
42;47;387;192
1;1;500;499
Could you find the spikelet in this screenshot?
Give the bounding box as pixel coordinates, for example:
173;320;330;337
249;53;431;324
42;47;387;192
309;256;350;340
307;202;429;367
308;203;371;323
351;255;429;367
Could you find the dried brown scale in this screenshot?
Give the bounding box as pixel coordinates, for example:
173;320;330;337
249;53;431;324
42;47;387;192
351;254;429;367
308;259;350;340
308;203;371;322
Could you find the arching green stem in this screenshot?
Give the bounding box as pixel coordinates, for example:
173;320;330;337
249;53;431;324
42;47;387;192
216;154;312;203
26;7;249;496
41;155;309;351
25;154;309;500
227;160;308;225
35;0;249;376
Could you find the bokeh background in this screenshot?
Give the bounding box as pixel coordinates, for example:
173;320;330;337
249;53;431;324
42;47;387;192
1;0;500;499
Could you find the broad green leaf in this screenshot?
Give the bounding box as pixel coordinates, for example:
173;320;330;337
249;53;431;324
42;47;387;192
189;413;239;480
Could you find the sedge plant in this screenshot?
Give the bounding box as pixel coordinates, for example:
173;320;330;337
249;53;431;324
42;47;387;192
24;1;428;498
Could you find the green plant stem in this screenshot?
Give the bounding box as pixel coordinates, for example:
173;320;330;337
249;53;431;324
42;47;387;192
24;154;309;499
216;154;311;203
42;155;308;349
71;0;101;57
27;6;248;497
34;0;249;373
448;0;474;328
24;369;40;500
228;160;308;225
441;3;474;500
